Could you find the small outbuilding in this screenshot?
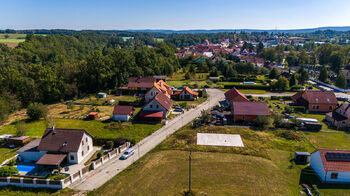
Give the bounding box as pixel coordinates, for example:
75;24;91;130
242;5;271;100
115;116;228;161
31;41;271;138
97;92;107;98
8;136;30;146
294;152;311;165
88;112;99;120
111;105;134;122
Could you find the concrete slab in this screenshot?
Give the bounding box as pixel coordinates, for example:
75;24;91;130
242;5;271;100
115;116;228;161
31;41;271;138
197;133;244;147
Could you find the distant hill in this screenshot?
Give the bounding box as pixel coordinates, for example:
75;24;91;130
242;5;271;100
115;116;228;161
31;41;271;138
124;26;350;34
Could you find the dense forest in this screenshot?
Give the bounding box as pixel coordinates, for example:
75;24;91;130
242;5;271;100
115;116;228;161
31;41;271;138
0;33;179;121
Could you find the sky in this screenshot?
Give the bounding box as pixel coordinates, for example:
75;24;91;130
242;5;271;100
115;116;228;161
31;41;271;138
1;0;350;30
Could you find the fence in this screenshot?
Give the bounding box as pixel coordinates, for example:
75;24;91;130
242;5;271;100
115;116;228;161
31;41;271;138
0;142;131;190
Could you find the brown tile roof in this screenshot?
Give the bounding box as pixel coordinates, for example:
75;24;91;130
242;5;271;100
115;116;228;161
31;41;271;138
318;149;350;172
174;86;199;96
37;128;91;153
154;92;173;111
225;88;249;103
36;154;67;166
139;111;163;118
293;90;337;104
127;77;155;89
232;102;269;116
156;80;173;95
113;105;134;115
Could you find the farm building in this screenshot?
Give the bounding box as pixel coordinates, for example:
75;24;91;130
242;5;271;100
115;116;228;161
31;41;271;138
310;149;350;183
292;90;337;112
232;102;269;122
140;92;173;121
325;103;350;128
8;136;30;146
111;105;134;122
173;86;198;101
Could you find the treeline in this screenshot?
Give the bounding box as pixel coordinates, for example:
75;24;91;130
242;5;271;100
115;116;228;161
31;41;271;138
0;33;180;121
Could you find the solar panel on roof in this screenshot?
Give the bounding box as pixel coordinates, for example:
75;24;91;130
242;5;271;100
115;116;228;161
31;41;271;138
326;152;350;161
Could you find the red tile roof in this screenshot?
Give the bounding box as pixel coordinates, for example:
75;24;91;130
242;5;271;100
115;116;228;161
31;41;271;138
127;77;155;89
318;149;350;172
89;112;98;116
232;102;269;116
174;86;199;96
36;154;67;166
292;90;337;104
37;128;91;153
139;110;163;118
154;92;173;111
224;88;249;103
113;105;134;115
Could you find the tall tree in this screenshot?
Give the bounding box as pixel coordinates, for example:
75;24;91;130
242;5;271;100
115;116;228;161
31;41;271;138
318;66;328;83
269;68;279;79
336;72;347;89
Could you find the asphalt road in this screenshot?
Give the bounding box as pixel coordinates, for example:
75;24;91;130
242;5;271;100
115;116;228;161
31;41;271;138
70;89;225;191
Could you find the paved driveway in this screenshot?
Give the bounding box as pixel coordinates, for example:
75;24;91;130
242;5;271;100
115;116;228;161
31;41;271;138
70;89;225;191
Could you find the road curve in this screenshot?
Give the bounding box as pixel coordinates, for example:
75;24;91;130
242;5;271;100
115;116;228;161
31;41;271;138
69;89;225;191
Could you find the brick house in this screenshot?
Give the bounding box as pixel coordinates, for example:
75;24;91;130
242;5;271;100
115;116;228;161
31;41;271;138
223;88;249;106
232;102;269;122
292;90;337;112
325;103;350;128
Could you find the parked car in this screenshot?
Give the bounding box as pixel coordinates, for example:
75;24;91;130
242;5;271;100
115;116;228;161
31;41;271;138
174;107;184;113
120;148;135;160
336;96;348;101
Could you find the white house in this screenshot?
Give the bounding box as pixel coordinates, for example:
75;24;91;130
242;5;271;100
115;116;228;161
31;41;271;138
145;80;172;102
310;149;350;183
173;86;199;101
111;105;134;122
140;92;173;121
18;128;93;166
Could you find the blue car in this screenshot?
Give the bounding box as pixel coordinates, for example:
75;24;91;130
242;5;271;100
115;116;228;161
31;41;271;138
120;148;135;160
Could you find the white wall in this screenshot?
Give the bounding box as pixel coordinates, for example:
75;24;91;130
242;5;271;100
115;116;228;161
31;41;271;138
310;151;326;182
74;133;93;164
145;87;159;102
111;114;129;122
143;99;167;118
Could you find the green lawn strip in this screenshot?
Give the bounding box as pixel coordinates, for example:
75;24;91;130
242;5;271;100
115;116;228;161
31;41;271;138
0;119;162;142
0;186;76;196
0;39;25;43
0;147;19;164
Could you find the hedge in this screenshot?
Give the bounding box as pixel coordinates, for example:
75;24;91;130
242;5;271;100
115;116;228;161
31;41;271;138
291;106;305;112
224;84;270;90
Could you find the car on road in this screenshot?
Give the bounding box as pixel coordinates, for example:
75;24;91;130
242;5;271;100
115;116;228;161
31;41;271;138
120;148;135;160
174;107;184;113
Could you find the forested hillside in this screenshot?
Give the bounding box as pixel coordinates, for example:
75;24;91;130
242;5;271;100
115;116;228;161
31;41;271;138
0;33;179;121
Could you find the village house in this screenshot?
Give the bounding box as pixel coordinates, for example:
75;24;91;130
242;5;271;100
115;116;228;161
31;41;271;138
232;101;269;123
223;88;249;107
325;103;350;128
173;86;199;101
17;128;93;166
145;80;173;102
139;92;173;121
292;90;337;112
111;105;134;122
127;77;156;91
310;149;350;183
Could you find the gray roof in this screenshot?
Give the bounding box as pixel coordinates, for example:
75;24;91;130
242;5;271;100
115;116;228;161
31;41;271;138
295;152;310;156
17;138;41;152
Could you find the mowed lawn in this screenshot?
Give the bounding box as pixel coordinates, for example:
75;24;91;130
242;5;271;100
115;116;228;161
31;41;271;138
0;186;75;196
0;147;19;164
0;119;162;142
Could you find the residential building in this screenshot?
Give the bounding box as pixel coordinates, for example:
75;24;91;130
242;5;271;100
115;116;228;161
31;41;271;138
111;105;134;122
145;80;173;102
140;92;173;121
127;77;156;90
173;87;199;101
224;88;249;106
325;103;350;128
232;102;269;122
310;149;350;183
292;90;337;112
17;128;93;166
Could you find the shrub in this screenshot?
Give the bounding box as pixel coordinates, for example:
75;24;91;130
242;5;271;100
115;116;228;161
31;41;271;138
96;151;103;159
254;116;270;128
291;106;305;113
114;137;126;148
27;102;48;121
277;130;302;141
7;159;16;166
105;141;114;149
285;106;294;114
15;121;27;136
0;166;18;177
67;102;75;110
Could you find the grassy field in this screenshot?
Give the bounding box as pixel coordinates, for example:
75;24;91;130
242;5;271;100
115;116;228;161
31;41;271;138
0;119;162;142
0;186;75;196
0;147;19;164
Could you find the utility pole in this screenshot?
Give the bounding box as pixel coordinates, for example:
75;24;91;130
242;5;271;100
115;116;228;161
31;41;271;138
189;151;192;193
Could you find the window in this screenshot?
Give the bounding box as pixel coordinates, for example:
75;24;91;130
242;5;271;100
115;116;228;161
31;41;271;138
151;92;153;96
315;98;319;102
312;105;320;110
86;138;88;142
82;140;84;146
88;145;90;151
329;106;333;110
82;151;84;156
331;173;338;179
150;105;153;108
156;105;159;109
70;155;74;160
242;116;245;121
